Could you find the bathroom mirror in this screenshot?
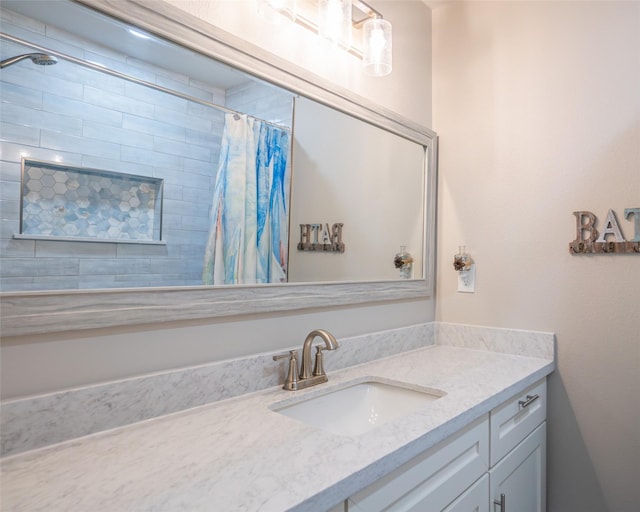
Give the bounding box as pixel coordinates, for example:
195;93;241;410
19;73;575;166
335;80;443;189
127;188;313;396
0;0;437;336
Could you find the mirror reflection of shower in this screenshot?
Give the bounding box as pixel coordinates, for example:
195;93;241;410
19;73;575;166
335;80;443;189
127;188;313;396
0;0;429;292
0;52;58;69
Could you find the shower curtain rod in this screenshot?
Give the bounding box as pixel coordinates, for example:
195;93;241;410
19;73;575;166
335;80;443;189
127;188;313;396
0;32;292;132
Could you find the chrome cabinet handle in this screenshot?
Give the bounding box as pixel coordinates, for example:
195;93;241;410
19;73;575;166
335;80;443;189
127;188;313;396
518;394;539;409
494;493;506;511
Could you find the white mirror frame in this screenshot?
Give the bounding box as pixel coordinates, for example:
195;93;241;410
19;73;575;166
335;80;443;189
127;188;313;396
0;0;437;337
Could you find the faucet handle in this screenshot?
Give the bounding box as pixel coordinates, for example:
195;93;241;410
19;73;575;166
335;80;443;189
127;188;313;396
273;350;299;390
272;350;296;362
312;346;327;377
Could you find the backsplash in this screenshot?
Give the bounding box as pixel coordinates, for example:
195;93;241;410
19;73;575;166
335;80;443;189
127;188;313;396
0;323;435;457
0;322;555;458
435;322;555;360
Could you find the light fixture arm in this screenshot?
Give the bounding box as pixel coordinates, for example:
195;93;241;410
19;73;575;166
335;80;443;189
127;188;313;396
351;0;383;28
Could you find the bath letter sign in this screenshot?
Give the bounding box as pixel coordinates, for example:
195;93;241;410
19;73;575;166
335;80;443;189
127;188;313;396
570;208;640;254
298;223;345;252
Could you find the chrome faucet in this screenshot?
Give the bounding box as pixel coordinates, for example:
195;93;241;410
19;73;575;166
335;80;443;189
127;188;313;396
273;329;339;391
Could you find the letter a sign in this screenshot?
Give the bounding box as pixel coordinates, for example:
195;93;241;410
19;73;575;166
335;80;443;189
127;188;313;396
570;209;640;254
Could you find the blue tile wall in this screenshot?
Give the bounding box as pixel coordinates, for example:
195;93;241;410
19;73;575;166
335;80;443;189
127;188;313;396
0;7;294;291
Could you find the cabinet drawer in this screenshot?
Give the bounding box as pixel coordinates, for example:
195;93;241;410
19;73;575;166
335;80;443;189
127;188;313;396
347;415;489;512
490;379;546;466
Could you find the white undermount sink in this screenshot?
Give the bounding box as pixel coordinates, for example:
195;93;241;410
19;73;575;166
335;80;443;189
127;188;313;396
270;378;445;436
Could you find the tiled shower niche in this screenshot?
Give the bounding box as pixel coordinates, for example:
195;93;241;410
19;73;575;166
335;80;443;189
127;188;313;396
19;160;164;244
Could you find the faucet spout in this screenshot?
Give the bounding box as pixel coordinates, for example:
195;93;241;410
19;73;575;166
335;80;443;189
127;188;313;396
300;329;339;380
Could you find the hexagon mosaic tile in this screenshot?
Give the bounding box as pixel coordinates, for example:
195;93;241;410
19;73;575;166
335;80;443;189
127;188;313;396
21;161;163;242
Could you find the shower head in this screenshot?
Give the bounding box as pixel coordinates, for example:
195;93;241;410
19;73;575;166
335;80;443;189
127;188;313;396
0;53;58;69
30;53;58;66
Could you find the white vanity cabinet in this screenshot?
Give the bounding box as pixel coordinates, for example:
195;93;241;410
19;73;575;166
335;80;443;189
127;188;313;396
346;416;489;512
331;379;547;512
489;379;547;512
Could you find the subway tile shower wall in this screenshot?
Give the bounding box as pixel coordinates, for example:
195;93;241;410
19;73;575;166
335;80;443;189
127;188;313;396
0;7;294;291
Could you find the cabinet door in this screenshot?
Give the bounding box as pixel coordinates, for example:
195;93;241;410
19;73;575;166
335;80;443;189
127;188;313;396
347;416;489;512
442;474;489;512
490;422;546;512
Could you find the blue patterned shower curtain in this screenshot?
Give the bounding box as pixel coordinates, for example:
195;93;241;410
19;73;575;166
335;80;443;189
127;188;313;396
202;113;291;285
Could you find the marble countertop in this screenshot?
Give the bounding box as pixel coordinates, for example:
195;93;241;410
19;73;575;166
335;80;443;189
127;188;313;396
0;344;554;512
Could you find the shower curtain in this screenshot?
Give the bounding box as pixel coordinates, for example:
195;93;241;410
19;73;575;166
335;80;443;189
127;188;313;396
202;113;291;285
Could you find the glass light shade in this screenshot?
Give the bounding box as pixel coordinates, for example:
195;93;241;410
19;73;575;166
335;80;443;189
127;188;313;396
363;17;392;77
317;0;352;48
257;0;297;24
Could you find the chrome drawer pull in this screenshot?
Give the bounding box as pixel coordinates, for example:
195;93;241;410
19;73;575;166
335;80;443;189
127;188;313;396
518;394;539;409
494;493;506;511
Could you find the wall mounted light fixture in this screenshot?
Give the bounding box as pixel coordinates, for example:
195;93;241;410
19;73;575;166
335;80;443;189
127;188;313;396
361;14;392;76
317;0;352;48
257;0;392;77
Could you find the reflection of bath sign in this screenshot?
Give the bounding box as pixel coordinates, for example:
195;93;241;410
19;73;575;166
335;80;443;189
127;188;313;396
570;209;640;254
298;223;345;252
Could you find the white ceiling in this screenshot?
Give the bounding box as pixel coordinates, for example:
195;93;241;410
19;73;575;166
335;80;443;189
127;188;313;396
421;0;454;9
2;0;252;90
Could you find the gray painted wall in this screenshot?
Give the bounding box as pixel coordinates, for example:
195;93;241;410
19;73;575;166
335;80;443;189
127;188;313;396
433;2;640;511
